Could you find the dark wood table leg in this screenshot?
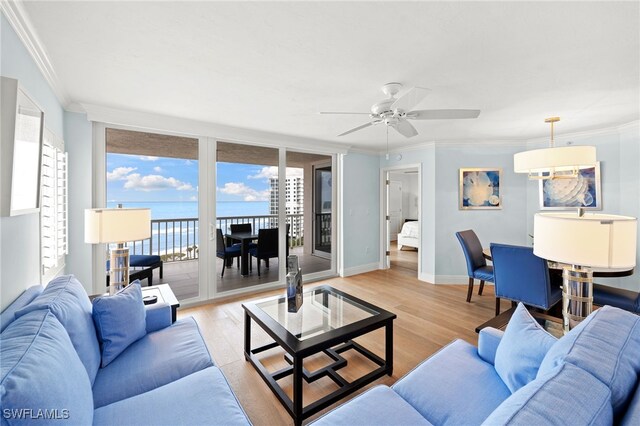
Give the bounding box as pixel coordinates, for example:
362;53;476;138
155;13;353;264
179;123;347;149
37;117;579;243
293;355;303;426
385;320;394;376
244;311;251;360
241;239;250;276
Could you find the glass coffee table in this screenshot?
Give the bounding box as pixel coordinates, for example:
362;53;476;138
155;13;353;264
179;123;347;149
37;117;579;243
242;285;396;426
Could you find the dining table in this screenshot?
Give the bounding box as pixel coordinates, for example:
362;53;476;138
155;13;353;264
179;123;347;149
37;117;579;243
226;232;259;276
477;247;635;333
482;248;634;278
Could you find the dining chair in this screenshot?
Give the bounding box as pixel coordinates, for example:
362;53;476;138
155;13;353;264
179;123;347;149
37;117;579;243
490;243;562;316
249;228;279;276
455;230;494;303
216;229;241;278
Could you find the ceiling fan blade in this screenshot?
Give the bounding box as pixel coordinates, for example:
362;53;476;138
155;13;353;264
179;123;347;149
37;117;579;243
391;120;418;138
319;111;371;115
338;122;373;136
407;109;481;120
390;87;430;113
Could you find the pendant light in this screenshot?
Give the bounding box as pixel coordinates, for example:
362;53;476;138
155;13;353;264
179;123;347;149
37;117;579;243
514;117;596;180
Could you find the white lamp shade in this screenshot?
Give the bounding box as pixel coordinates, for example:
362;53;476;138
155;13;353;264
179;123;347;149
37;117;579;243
514;146;596;174
534;212;637;268
85;208;151;244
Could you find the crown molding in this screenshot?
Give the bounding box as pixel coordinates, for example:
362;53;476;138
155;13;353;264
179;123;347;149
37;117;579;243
1;1;71;107
82;103;351;155
525;119;640;147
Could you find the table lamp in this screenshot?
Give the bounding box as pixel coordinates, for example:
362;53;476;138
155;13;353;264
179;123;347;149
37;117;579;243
534;211;637;332
85;207;151;295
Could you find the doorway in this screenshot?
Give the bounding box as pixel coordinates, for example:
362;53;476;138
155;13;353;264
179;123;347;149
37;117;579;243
381;165;421;276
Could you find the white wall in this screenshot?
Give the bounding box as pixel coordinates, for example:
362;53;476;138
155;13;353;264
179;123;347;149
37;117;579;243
389;171;419;221
1;12;65;309
64;112;93;288
341;152;381;275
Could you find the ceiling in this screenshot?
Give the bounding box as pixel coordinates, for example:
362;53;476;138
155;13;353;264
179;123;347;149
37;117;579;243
18;1;640;151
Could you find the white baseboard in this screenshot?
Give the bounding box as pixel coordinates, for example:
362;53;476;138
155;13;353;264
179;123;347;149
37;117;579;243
419;272;435;283
341;262;380;277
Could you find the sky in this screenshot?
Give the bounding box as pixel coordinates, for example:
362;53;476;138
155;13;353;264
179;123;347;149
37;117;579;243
106;153;302;203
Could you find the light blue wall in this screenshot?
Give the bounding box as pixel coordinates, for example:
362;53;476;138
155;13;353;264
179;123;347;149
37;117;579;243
525;124;640;290
341;152;380;271
382;142;529;282
1;13;65;309
64;112;92;287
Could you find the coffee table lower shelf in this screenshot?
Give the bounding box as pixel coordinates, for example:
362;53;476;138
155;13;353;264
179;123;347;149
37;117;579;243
245;337;390;425
242;285;396;425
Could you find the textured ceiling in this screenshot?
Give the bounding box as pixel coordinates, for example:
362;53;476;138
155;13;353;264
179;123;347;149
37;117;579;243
20;1;640;150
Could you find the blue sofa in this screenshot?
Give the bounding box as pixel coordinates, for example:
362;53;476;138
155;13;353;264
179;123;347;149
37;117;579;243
0;275;250;425
313;304;640;425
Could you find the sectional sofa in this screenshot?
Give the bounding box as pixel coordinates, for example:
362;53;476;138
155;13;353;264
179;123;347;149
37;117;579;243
0;275;250;425
312;303;640;425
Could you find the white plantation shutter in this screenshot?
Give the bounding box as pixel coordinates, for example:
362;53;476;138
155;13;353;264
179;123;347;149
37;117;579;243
41;128;67;280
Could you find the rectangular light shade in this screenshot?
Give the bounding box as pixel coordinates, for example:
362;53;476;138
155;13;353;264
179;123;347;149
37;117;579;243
85;208;151;244
514;146;596;174
534;212;637;268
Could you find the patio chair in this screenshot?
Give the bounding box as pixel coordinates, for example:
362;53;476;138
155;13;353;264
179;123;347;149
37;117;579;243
249;228;279;276
230;223;257;249
217;229;241;278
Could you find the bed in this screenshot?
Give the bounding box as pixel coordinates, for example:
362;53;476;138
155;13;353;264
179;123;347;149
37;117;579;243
398;220;419;250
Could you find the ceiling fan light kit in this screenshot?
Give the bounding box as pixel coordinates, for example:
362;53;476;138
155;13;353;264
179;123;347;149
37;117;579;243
514;117;597;180
321;83;481;139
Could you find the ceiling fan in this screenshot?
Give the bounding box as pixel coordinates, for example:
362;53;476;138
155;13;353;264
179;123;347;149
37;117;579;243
320;83;480;138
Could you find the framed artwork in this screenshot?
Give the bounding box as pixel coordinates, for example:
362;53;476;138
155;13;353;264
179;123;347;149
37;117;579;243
539;162;601;210
459;168;502;210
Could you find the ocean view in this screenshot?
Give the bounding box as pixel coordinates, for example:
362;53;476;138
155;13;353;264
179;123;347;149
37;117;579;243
106;201;271;257
106;201;270;219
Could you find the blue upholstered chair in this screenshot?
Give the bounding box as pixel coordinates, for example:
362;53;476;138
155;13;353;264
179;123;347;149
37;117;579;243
455;230;494;303
216;229;241;278
593;284;640;313
490;243;562;316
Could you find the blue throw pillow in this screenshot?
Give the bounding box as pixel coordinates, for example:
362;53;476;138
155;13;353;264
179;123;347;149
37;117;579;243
92;281;146;367
494;303;557;393
15;275;101;386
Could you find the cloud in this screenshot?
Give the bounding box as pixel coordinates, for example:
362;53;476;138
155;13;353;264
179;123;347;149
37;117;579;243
107;166;136;181
189;195;198;201
184;160;193;166
218;182;269;201
153;166;163;173
139;156;159;161
123;173;194;192
248;166;303;180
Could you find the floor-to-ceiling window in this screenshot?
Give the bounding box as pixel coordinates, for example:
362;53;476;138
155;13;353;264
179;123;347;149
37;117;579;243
215;142;281;293
286;150;334;276
105;128;200;301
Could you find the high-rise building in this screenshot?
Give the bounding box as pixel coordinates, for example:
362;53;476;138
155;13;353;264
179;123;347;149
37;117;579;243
269;175;303;238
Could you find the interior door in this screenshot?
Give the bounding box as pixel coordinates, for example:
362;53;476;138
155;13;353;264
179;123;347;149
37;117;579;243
312;163;332;259
389;180;403;241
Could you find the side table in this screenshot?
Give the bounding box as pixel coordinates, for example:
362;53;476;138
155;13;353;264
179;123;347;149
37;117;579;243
142;284;180;323
90;283;180;323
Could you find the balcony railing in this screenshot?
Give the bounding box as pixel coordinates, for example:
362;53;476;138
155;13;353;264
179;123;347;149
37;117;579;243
123;214;304;262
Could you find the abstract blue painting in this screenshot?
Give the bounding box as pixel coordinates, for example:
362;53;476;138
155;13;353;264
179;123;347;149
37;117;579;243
539;162;601;210
459;168;502;210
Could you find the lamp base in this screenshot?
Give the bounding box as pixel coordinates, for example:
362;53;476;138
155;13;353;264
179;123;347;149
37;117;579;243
109;246;130;295
562;266;593;333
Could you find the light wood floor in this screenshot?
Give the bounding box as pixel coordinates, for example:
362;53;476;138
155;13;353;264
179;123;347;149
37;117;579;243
390;240;418;272
179;268;507;425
